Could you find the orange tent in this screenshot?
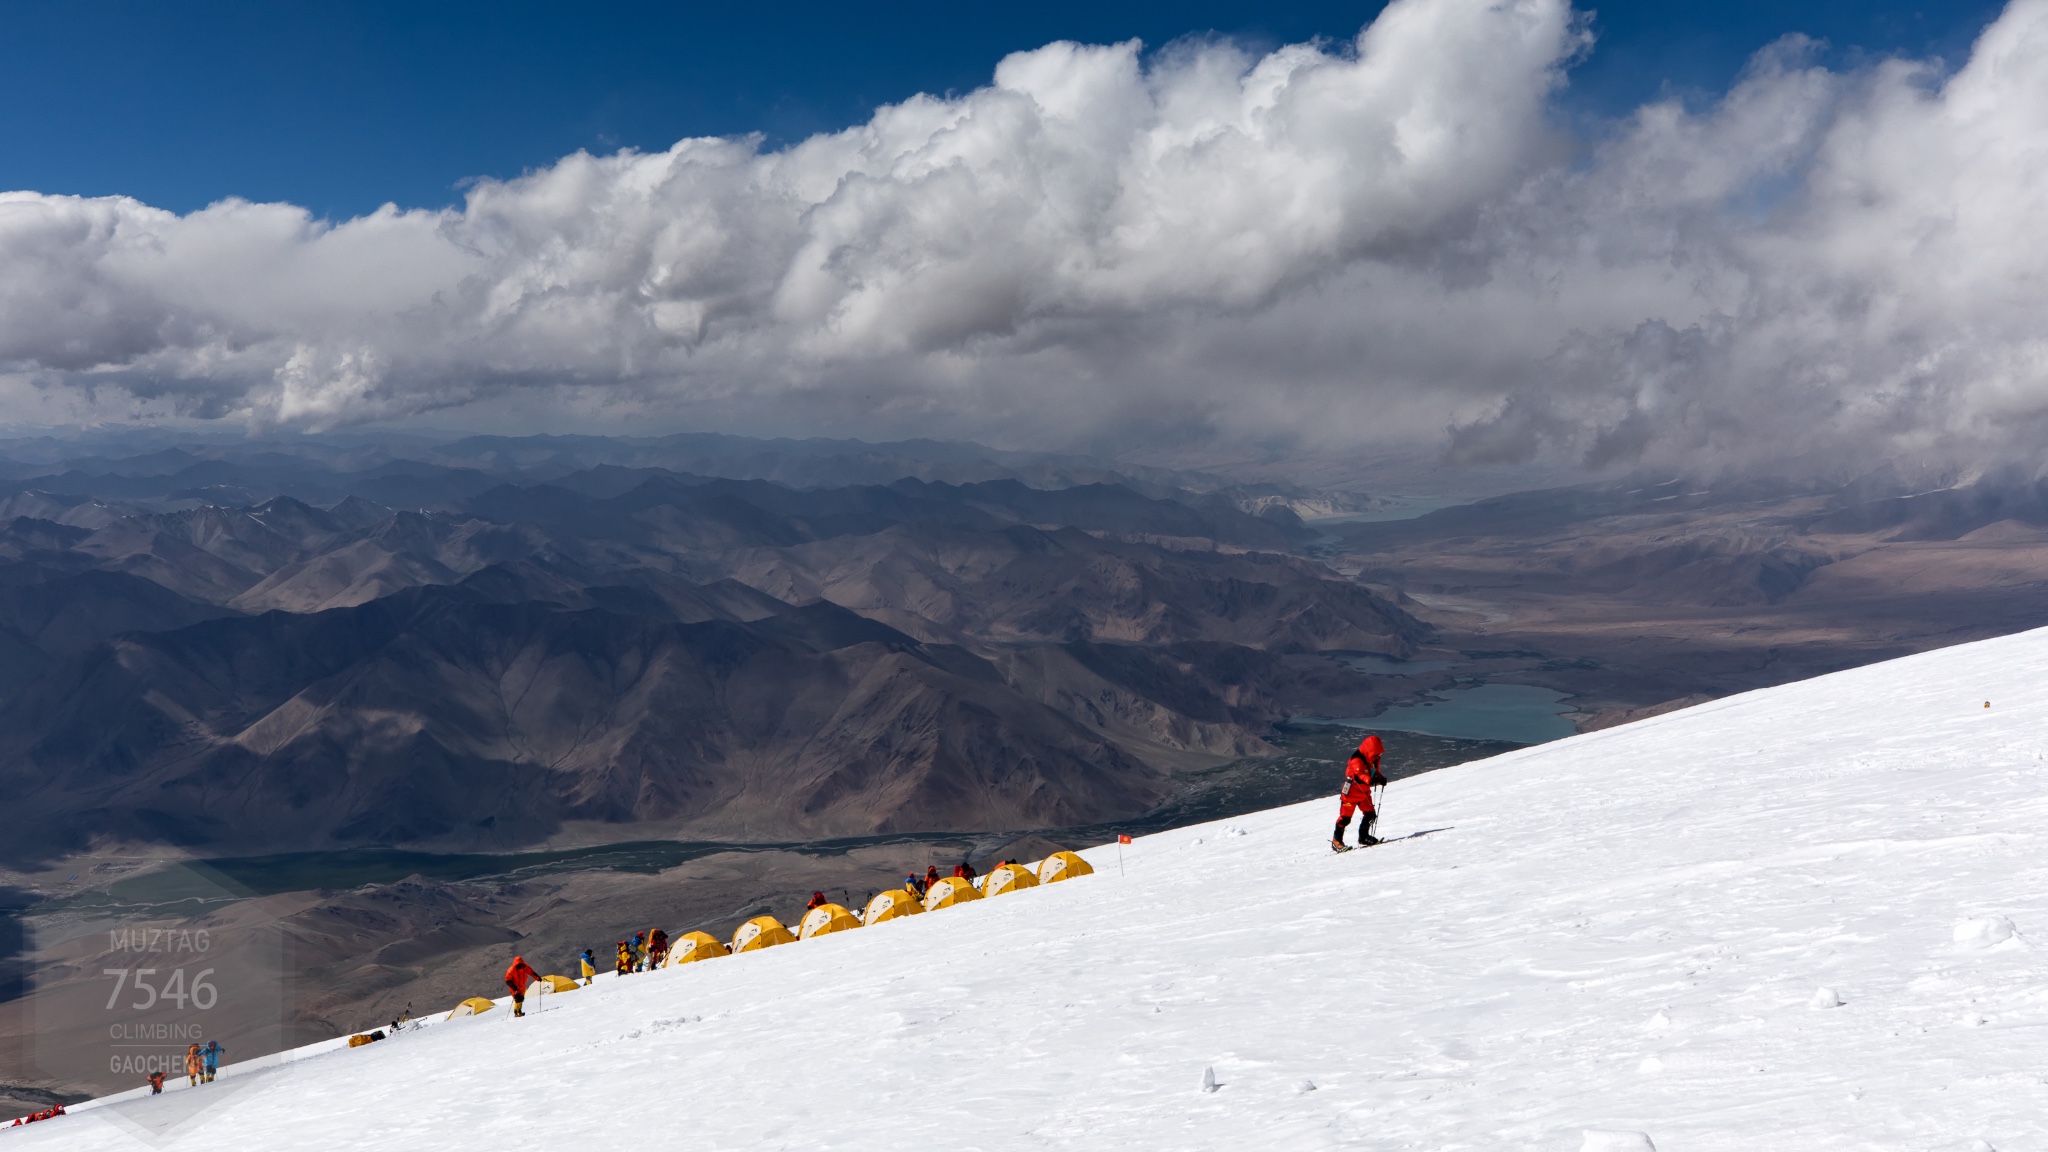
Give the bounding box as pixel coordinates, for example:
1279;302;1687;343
922;876;982;911
731;915;796;953
445;997;496;1019
799;903;861;939
982;863;1040;896
862;889;924;925
1038;850;1095;884
666;930;729;966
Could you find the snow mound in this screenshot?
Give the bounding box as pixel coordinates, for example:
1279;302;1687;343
1581;1132;1656;1152
23;624;2048;1150
1952;916;2016;949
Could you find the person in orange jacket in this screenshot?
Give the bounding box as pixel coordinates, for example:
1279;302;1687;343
184;1043;203;1086
1332;734;1387;850
806;891;828;911
504;955;538;1017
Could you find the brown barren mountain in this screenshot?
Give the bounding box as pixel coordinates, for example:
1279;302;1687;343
0;589;1181;858
721;521;1423;653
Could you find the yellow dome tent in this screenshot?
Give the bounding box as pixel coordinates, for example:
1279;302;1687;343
666;930;729;966
862;888;924;925
446;997;497;1019
1038;851;1095;884
983;862;1039;896
799;903;861;939
539;974;579;993
922;875;982;911
731;915;796;953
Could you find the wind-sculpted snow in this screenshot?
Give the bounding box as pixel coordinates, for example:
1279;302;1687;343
26;625;2048;1149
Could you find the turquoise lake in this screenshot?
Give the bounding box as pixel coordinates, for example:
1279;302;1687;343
1321;683;1580;745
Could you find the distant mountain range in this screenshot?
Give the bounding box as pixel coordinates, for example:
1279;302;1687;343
0;433;1422;861
0;430;1392;520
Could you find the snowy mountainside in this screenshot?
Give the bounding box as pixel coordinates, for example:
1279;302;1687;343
25;625;2048;1150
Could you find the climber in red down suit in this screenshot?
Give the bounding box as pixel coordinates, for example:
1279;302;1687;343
1332;734;1387;851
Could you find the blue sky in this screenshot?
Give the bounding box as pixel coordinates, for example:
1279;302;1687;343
0;0;2006;218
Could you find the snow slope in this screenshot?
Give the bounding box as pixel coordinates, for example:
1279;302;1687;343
23;625;2048;1151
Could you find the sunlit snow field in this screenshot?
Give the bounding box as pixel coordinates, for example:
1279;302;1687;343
27;625;2048;1150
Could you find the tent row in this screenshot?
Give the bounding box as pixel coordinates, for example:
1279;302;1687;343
442;851;1097;1017
688;851;1095;963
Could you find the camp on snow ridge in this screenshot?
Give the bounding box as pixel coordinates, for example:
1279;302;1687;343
424;849;1101;1027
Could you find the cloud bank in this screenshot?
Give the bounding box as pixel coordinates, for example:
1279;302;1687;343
3;0;2048;476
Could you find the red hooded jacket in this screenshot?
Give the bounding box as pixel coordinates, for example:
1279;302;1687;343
504;957;538;995
1343;735;1386;802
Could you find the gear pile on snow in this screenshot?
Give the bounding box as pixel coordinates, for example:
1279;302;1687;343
7;1105;64;1127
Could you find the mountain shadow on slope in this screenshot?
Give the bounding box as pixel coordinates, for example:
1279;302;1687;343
455;561;791;624
723;521;1427;654
1805;474;2048;541
0;560;235;702
0;587;1167;862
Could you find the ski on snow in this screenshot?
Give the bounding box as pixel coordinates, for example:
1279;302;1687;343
1330;827;1452;852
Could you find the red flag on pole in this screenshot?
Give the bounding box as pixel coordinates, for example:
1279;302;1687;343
1117;834;1132;844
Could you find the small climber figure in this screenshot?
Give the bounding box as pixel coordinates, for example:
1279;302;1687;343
905;873;925;897
148;1070;165;1095
185;1043;203;1086
924;865;941;891
504;955;538;1017
648;929;670;968
1332;734;1387;851
631;931;648;972
580;948;597;985
201;1040;224;1082
615;939;632;977
806;890;829;911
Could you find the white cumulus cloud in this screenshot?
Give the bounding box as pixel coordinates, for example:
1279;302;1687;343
3;0;2048;478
